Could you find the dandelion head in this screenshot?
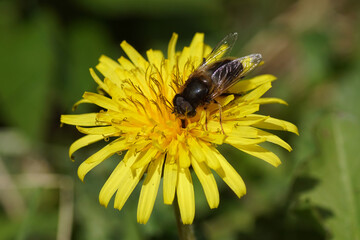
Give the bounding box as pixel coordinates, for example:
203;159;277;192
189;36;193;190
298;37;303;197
61;33;298;224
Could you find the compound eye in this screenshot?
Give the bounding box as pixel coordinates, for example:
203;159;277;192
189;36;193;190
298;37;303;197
180;102;194;116
173;95;196;117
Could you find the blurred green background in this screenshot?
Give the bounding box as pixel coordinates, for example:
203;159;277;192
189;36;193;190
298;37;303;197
0;0;359;239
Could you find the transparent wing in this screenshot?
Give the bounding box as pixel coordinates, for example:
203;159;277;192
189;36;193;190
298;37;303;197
199;32;238;69
210;53;263;99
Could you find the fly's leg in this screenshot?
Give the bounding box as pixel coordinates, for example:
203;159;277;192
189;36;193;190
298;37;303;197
213;99;225;134
204;106;209;131
181;119;186;128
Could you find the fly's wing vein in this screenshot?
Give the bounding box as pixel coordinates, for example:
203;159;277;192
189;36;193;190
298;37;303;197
210;59;243;99
199;32;238;69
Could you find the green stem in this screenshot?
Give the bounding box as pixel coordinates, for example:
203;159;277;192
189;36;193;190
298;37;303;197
173;196;196;240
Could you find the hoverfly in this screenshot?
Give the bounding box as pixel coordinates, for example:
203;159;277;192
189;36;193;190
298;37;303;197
172;32;262;131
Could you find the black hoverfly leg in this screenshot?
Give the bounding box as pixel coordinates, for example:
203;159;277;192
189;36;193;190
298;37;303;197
213;99;225;134
204;106;209;131
181;119;186;128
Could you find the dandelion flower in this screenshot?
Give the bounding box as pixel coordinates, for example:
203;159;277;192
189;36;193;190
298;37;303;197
61;33;298;224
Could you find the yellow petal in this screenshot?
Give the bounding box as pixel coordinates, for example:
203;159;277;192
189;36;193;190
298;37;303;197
99;54;121;70
225;135;266;146
137;154;165;224
229;125;259;138
61;113;107;126
113;152;148;210
177;167;195;224
191;156;219;209
96;56;123;84
230;74;277;93
69;134;104;160
83;92;119;112
120;41;148;71
95;111;124;126
187;136;206;163
178;46;190;76
193;128;226;145
90;68;109;93
118;56;135;70
103;77;127;100
203;44;212;57
196;141;221;170
72;99;92;111
253;98;288;105
131;146;159;169
146;49;164;69
167;138;179;156
217;94;234;107
77;139;129;181
240;82;272;102
198;120;227;136
168;33;178;70
234;115;269;126
212;149;246;197
99;149;137;207
189;32;204;63
178;142;190;169
257;129;293;151
234;144;282;167
76;126;119;136
163;155;178;204
223;104;260;120
250;114;299;135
